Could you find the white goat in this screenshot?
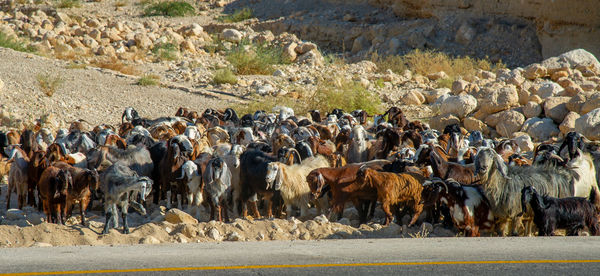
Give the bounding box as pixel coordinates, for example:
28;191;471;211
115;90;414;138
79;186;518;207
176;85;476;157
203;157;232;221
177;161;204;218
223;144;245;216
265;155;330;218
347;125;368;163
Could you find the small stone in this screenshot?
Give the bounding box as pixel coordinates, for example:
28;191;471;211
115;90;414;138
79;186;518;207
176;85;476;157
31;242;53;247
208;228;222;241
227;231;242;241
337;218;351;226
165;208;198;224
140;236;161;244
314;214;329;224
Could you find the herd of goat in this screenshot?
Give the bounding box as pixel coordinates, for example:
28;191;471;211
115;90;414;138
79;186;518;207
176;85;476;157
1;105;600;237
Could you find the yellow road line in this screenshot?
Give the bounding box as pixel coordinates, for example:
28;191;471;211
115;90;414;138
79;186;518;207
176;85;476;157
4;260;600;276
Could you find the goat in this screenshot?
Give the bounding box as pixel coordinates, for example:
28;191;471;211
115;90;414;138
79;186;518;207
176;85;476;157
6;145;30;209
159;143;188;209
421;178;494;236
239;150;279;218
347;125;368;163
265;155;330;218
520;186;599;236
356;168;425;226
306;160;390;223
87;145;153;177
176;160;204;218
430;148;477;184
474;147;577;236
37;166;73;224
27;150;47;209
203;157;232;222
121;107;140;124
54;162;100;225
101;162;152;234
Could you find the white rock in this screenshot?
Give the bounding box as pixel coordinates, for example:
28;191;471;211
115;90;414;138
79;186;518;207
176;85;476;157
32;242;53;247
140;236;161;244
536;81;564;99
208;228;222;241
513;134;534;152
314;214;329;224
575;108;600;140
439;94;477;118
227;231;242;241
222;29;243;43
521;117;559;142
559;49;600;70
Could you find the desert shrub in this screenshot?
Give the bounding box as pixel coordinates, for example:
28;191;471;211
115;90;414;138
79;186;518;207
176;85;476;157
226;40;285;75
212;69;238;85
137;74;160;86
55;0;81;8
37;74;64;96
234;78;382;116
0;32;36;53
143;1;195;17
151;42;179;60
217;8;253;23
90;59;141;75
371;50;506;80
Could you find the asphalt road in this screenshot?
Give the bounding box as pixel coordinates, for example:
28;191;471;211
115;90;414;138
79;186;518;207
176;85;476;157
1;237;600;275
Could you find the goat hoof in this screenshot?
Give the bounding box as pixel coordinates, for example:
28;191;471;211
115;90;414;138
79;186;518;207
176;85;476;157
123;228;130;234
102;229;110;235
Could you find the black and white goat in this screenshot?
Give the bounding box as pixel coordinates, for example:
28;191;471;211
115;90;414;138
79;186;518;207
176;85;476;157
203;157;232;222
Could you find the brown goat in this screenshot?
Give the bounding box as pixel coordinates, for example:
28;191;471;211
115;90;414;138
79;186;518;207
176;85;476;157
104;134;127;149
118;122;134;137
172;121;187;135
54;162;100;225
27;150;47;209
46;143;66;164
430;149;478;184
356;168;426;226
306;162;388;223
38;166;73;224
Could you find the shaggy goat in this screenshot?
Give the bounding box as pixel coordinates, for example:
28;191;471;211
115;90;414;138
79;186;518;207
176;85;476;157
520;186;599;236
6;145;30;209
265;155;330;218
474;147;575;235
101;162;152;234
38;166;73;224
176;160;204;218
203;157;232;222
356;168;425;226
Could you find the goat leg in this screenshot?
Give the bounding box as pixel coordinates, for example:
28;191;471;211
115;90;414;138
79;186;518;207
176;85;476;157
103;211;113;234
408;204;424;227
121;211;130;234
381;203;393;226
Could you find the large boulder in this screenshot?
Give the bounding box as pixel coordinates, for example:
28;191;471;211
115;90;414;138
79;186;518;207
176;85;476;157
566;92;591;114
222;29;243;43
423;88;449;104
429;114;460;132
523;101;542;118
559;112;580;135
536;81;564;99
543;96;570;123
540;56;570;74
463;117;488;134
479;85;519;113
575;108;600;140
521;117;559;142
559;49;600;70
494;110;525;138
513;133;534;152
401;90;426;105
524;63;547;80
580;93;600;115
439;94;477;118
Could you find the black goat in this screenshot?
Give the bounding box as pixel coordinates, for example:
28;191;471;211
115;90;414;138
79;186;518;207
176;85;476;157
520;186;600;236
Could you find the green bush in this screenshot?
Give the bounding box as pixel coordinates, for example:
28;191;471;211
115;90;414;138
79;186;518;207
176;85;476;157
212;69;238;85
226;40;285;75
144;1;195;17
151;42;179;60
137;74;160;86
217;8;253;23
0;32;36;53
233;78;382;116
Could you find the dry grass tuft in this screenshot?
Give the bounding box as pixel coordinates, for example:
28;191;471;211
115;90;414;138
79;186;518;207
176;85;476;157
37;74;64;97
137;74;160;86
371;49;506;87
90;59;141;75
212;69;238;85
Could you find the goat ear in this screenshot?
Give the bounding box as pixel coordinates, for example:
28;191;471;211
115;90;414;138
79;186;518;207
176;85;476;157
495;153;510;179
274;166;283;190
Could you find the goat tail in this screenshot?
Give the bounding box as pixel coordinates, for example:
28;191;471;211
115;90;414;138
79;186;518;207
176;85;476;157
588;185;600;213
